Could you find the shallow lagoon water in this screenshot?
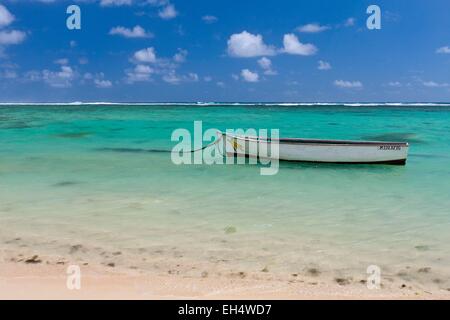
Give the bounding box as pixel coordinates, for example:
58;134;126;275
1;104;450;290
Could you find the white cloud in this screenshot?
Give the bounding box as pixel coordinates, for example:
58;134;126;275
227;32;317;59
203;76;212;82
161;73;178;84
0;30;26;45
257;57;276;75
240;69;259;82
282;33;317;56
145;0;169;6
173;48;187;63
3;70;17;79
227;31;276;57
42;66;76;88
82;72;113;88
0;5;14;28
162;71;198;85
422;81;449;87
187;72;199;82
257;57;271;69
133;47;157;63
126;64;154;83
126;46;198;85
24;70;40;82
79;57;89;65
100;0;132;6
317;60;331;70
109;25;153;38
296;23;330;33
94;79;113;88
0;67;17;79
202;15;218;24
158;4;177;19
344;18;355;27
436;46;450;54
54;58;69;65
134;64;153;74
334;80;363;88
388;81;402;87
216;81;225;88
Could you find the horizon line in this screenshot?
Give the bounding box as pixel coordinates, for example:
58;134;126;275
1;101;450;106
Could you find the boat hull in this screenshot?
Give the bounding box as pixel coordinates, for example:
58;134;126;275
220;132;409;165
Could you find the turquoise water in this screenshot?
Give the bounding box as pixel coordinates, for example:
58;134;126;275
1;104;450;291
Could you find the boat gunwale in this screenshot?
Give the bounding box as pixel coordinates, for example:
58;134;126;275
221;132;409;147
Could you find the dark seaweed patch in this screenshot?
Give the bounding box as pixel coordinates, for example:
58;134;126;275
24;255;42;264
224;226;237;234
69;244;85;254
335;277;351;285
96;147;171;153
433;278;442;284
415;245;430;251
418;267;431;273
53;181;80;187
306;268;321;276
0;122;35;130
54;132;92;139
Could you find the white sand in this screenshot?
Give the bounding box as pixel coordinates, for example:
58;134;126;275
1;259;448;300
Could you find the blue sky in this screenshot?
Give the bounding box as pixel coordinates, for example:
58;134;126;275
0;0;449;102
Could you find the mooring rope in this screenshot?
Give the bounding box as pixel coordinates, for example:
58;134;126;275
97;133;224;154
184;133;223;153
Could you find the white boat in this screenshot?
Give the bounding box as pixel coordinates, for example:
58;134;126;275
218;131;409;165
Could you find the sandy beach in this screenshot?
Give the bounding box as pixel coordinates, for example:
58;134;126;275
1;249;449;300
